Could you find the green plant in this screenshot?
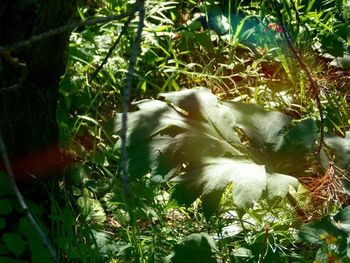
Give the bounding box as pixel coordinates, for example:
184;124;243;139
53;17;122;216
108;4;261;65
113;87;318;215
164;232;219;263
0;173;53;263
299;207;350;262
52;0;350;261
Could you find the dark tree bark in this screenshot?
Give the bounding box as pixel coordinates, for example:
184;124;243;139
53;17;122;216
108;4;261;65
0;0;77;178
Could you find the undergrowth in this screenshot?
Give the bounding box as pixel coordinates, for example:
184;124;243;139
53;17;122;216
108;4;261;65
1;0;350;262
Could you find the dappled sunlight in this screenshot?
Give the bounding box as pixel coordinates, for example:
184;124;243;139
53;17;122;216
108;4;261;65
1;0;350;262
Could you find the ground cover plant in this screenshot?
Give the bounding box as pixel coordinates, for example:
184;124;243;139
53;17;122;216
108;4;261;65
1;0;350;262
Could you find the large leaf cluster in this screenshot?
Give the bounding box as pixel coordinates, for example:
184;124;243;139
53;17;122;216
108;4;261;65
299;207;350;261
114;88;321;215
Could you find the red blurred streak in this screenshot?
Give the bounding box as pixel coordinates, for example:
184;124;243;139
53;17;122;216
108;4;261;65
0;147;75;181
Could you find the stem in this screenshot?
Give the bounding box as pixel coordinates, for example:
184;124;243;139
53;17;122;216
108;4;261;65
286;193;308;223
119;0;145;199
275;4;324;156
0;10;136;53
90;14;135;82
0;133;59;263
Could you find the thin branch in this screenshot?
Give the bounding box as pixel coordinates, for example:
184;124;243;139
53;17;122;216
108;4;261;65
0;133;59;263
286;193;308;222
119;0;145;199
0;10;136;53
290;0;301;31
90;14;134;82
275;5;324;156
288;0;312;42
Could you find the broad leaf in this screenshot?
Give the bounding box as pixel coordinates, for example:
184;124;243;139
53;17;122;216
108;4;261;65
228;102;291;151
230;103;317;173
172;158;266;211
115;88;243;182
266;173;299;199
229;101;318;175
325;131;350;171
18;217;52;262
91;230;120;257
299;216;348;258
330;54;350;69
160;88;241;147
333;207;350;234
273;119;319;175
2;233;26;258
114;88;308;215
77;195;107;226
164;232;218;263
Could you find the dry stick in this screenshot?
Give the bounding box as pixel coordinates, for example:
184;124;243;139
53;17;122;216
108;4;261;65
276;9;324;156
0;10;136;52
119;0;145;199
90;14;134;82
0;134;59;263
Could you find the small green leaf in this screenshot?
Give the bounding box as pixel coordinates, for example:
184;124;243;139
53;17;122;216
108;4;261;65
325;131;350;171
299;216;348;256
266;173;299;199
0;199;13;215
31;248;53;263
320;34;344;57
165;233;218;263
91;230;119;256
0;256;27;263
77;196;106;226
19;217;41;245
69;163;89;185
0;217;5;230
91;151;105;166
231;247;253;259
0;173;12;198
194;31;214;53
2;233;26;257
331;54;350;69
334;207;350;233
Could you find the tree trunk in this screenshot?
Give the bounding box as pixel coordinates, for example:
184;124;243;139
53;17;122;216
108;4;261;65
0;0;77;179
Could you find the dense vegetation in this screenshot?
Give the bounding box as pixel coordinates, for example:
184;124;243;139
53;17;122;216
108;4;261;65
1;0;350;262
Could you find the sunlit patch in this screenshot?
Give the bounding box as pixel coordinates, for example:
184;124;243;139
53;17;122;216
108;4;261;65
319;233;338;245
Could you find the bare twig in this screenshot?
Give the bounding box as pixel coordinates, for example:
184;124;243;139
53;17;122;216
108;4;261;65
119;0;145;198
0;133;58;263
0;10;136;53
274;5;324;156
90;14;135;82
290;0;301;31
